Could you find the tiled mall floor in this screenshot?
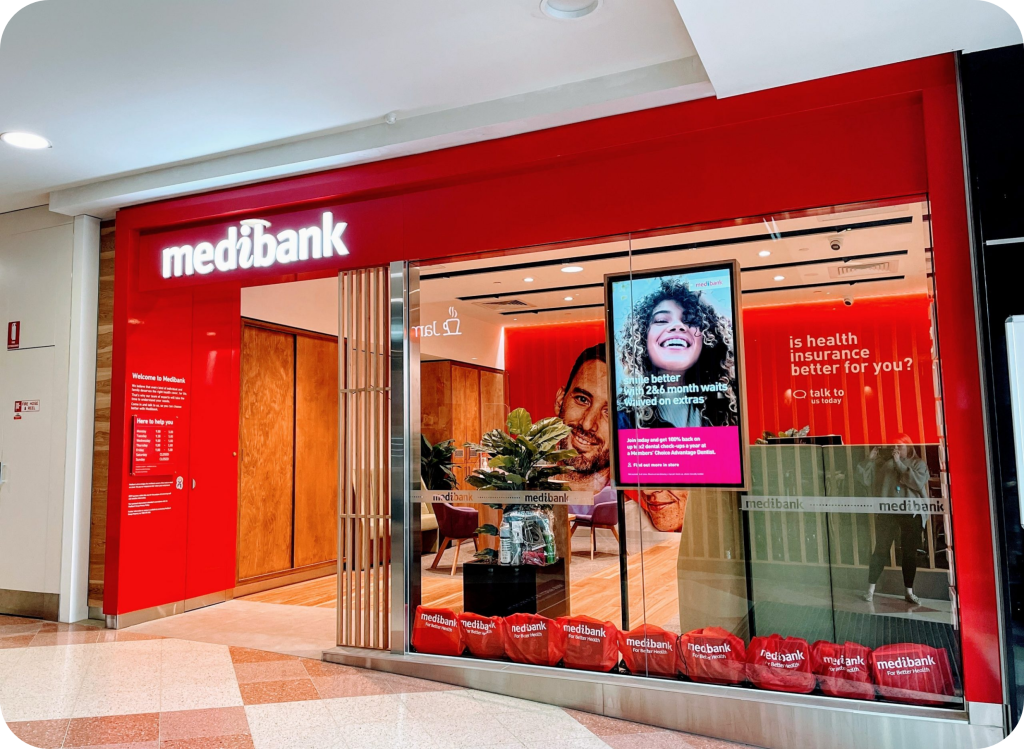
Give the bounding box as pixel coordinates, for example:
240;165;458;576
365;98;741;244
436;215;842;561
0;615;753;749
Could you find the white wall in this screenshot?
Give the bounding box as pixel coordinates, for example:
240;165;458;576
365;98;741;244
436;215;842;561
0;206;98;622
241;277;339;335
242;278;505;369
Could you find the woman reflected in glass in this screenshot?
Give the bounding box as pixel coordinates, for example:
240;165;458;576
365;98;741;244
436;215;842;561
857;434;930;605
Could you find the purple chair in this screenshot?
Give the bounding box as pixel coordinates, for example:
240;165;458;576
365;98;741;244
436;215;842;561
429;503;480;575
570;487;622;559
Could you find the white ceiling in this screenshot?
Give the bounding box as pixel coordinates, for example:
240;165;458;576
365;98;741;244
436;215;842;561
0;0;1019;216
674;0;1021;97
0;0;698;214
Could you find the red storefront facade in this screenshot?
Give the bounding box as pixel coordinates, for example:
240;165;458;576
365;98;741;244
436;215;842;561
104;54;1006;746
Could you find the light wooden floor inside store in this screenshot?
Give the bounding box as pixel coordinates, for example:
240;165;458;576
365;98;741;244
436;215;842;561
240;533;682;631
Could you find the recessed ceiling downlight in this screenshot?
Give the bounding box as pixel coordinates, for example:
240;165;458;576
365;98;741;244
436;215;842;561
541;0;600;20
1;131;51;149
561;265;584;273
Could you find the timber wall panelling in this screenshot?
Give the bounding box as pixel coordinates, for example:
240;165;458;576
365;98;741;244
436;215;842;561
87;224;115;610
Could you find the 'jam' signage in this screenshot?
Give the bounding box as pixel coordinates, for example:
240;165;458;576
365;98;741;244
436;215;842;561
161;212;348;278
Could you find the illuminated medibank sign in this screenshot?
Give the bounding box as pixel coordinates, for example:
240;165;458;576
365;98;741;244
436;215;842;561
161;212;349;279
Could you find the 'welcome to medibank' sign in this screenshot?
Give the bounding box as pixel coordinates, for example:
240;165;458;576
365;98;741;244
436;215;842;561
161;212;348;279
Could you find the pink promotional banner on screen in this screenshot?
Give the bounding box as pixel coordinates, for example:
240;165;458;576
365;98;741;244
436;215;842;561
617;427;742;485
605;261;747;489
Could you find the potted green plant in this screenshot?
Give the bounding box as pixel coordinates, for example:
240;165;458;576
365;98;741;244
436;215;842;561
465;408;577;560
420;434;457;491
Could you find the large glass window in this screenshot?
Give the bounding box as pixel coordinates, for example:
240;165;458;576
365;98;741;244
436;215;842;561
407;198;962;708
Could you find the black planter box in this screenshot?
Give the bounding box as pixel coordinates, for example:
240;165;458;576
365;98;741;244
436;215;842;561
462;559;567;618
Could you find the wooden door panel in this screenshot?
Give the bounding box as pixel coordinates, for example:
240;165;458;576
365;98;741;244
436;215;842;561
238;325;295;580
452;364;480;485
420;361;453;446
294;335;339;568
479;369;507;434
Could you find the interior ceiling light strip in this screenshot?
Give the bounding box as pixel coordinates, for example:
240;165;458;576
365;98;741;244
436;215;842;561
742;275;906;295
455;250;910;301
500;303;605;316
496;276;907;313
458;282;604;301
746;249;907;272
420;216;913;280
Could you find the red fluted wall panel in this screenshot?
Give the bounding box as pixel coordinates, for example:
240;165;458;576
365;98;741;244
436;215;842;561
743;295;940;446
504;321;606;420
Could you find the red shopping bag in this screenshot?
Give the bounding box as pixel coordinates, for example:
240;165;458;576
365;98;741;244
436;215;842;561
503;613;566;667
558;616;619;672
458;613;505;660
677;627;747;685
811;641;875;700
411;606;463;656
870;643;955;706
617;625;679;678
746;635;815;693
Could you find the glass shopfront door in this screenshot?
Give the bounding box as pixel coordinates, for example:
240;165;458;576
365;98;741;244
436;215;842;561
405;197;964;708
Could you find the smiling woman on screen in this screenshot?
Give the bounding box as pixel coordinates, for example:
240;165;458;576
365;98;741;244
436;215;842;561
617;277;738;430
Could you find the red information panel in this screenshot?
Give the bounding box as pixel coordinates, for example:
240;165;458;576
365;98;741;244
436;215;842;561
132;416;179;476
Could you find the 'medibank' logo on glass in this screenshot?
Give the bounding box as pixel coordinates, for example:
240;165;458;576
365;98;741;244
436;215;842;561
161;212;348;279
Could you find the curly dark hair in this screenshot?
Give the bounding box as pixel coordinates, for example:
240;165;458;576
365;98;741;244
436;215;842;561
618;277;738;427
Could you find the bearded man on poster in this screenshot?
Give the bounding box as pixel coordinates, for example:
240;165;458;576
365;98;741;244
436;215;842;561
553;343;612;493
552;343;688;536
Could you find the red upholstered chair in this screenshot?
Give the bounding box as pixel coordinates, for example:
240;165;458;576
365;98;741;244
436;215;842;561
570;487;621;559
429;503;480;575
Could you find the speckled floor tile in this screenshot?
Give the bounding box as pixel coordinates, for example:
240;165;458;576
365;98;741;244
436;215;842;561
160;677;243;713
244;700;341;749
0;645;93;720
228;648;300;665
64;713;160;746
159;735;255;749
239;679;319;706
0;634;35;649
495;709;598;744
378;672;461;694
29;631;103;647
4;717;70;748
158;706;249;741
298;659;360;678
564;709;667;736
233;660;309;684
319;694;408;725
336;717;441;749
310;673;393;699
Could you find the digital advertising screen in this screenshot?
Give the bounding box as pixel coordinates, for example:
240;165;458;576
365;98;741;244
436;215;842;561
605;261;747;489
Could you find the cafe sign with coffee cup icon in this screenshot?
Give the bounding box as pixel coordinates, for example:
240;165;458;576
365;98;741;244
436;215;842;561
412;306;462;339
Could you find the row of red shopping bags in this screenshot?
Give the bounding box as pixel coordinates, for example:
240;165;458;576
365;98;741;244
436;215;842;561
412;606;956;706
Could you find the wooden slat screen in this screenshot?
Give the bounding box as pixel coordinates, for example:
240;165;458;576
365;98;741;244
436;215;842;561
338;267;391;649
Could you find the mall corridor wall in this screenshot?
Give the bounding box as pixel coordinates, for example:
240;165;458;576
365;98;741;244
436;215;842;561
0;206;100;623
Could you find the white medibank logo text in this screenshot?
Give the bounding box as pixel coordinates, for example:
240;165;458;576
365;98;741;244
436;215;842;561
161;212;348;279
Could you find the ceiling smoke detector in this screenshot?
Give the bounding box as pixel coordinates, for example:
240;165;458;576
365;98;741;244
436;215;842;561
541;0;600;20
